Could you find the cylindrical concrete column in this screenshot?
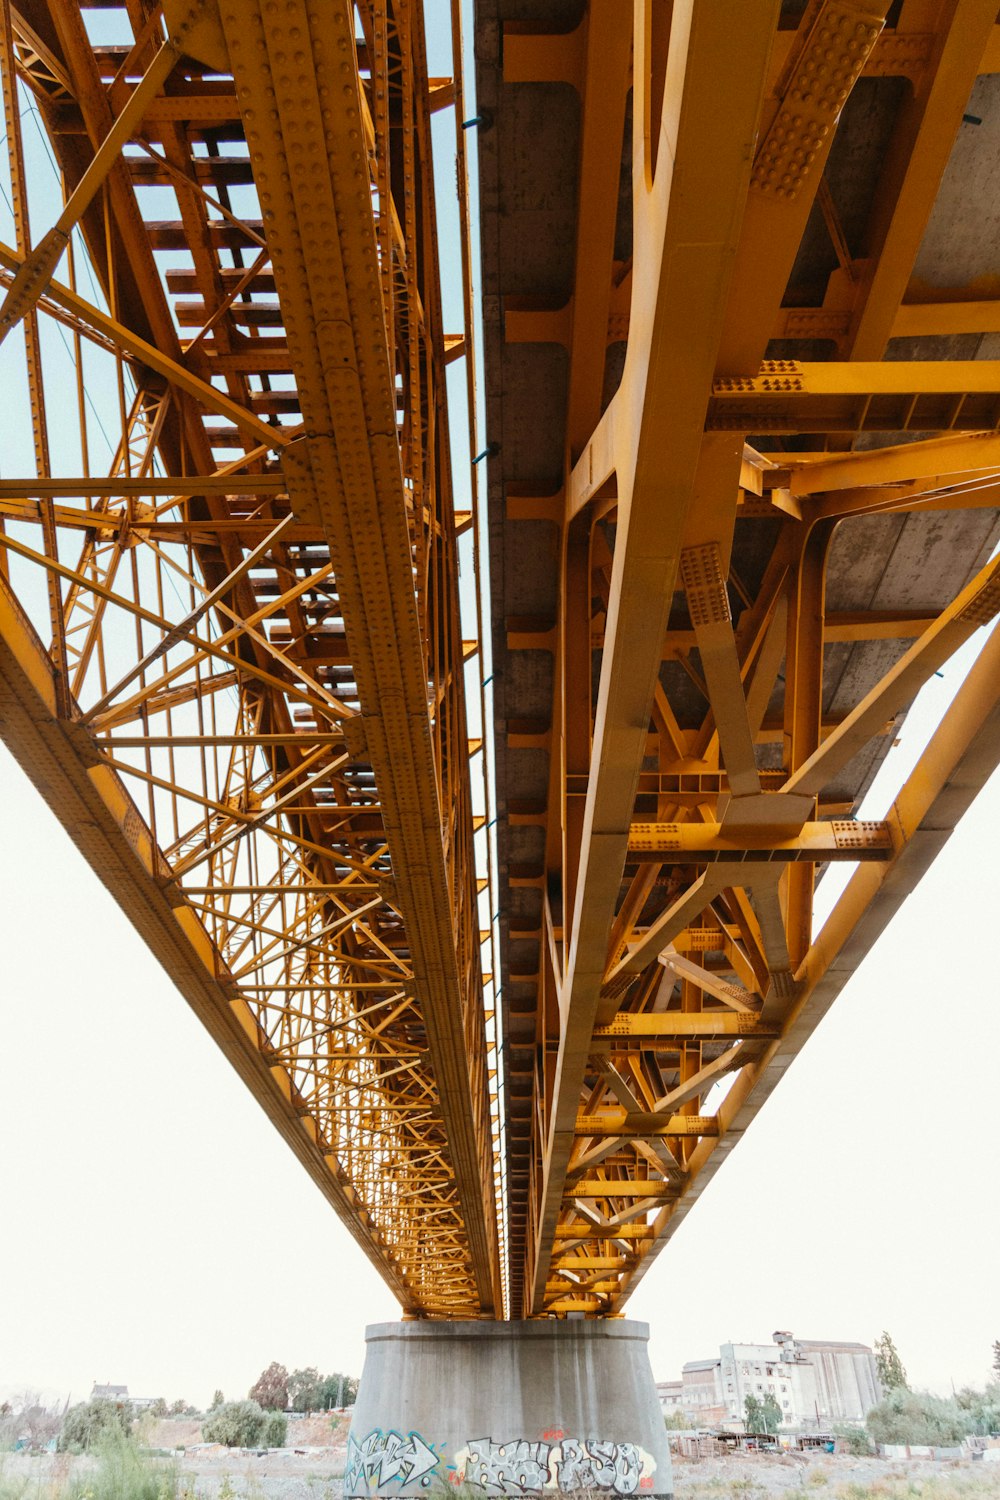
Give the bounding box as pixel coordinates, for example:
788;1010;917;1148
345;1320;672;1500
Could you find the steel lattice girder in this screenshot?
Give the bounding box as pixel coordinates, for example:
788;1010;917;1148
0;0;500;1316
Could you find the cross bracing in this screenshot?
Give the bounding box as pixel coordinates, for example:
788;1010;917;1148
0;0;998;1325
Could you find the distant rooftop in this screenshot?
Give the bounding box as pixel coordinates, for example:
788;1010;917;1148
794;1340;872;1353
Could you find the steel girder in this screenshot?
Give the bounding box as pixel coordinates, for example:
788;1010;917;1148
3;0;1000;1328
0;0;500;1316
476;0;1000;1316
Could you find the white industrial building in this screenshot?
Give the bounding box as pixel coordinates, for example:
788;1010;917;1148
656;1380;685;1415
677;1330;881;1430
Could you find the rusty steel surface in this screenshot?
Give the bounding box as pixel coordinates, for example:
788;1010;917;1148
476;0;1000;1316
2;0;1000;1327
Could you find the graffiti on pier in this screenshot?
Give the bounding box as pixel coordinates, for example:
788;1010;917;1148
555;1439;645;1493
345;1429;440;1491
460;1438;551;1494
452;1436;656;1495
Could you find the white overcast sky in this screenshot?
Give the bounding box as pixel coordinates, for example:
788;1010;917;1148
1;0;998;1415
2;713;999;1407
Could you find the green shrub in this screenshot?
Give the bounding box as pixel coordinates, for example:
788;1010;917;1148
201;1401;268;1449
261;1412;287;1449
834;1425;875;1455
866;1388;970;1447
59;1399;133;1454
68;1429;177;1500
955;1383;1000;1436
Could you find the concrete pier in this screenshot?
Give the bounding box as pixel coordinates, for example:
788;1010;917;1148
345;1320;673;1500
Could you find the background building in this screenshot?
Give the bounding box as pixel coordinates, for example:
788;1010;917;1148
89;1385;161;1413
656;1381;685;1418
677;1331;881;1430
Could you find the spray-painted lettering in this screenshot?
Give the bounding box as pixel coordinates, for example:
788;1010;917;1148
345;1429;439;1491
555;1438;643;1493
461;1438;551;1494
451;1437;655;1495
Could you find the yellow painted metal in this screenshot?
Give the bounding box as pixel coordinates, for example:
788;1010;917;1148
1;0;999;1329
0;0;499;1318
497;0;1000;1318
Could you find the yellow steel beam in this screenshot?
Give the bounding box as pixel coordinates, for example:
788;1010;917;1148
843;0;999;361
590;1015;779;1042
0;0;499;1319
707;359;1000;433
785;554;1000;799
519;0;1000;1319
786;430;1000;493
0;567;411;1302
529;0;781;1316
215;0;500;1312
626;819;894;862
615;612;1000;1306
717;0;890;373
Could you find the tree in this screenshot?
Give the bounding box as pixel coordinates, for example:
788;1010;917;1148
760;1393;782;1434
149;1399;168;1418
209;1391;224;1412
744;1392;781;1434
168;1399;188;1417
866;1388;968;1446
249;1363;289;1411
288;1368;322;1413
993;1342;1000;1381
203;1400;268;1449
262;1411;287;1448
874;1331;908;1392
2;1393;62;1452
956;1383;1000;1436
59;1398;133;1453
317;1372;358;1409
833;1425;874;1455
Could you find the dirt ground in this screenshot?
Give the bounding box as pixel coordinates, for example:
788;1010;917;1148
1;1416;351;1500
157;1414;351;1497
7;1443;1000;1500
672;1450;1000;1499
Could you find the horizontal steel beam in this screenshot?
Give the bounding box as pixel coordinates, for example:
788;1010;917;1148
591;1014;780;1042
708;359;1000;433
627;819;893;862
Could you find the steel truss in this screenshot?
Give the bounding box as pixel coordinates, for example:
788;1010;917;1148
2;0;1000;1328
0;0;500;1317
481;0;1000;1315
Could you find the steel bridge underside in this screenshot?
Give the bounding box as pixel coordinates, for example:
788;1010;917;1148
476;0;1000;1316
0;0;998;1324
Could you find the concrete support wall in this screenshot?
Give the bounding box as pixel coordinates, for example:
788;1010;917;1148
345;1320;672;1500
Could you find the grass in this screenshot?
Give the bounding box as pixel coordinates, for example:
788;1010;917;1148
678;1465;1000;1500
0;1435;180;1500
830;1477;1000;1500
